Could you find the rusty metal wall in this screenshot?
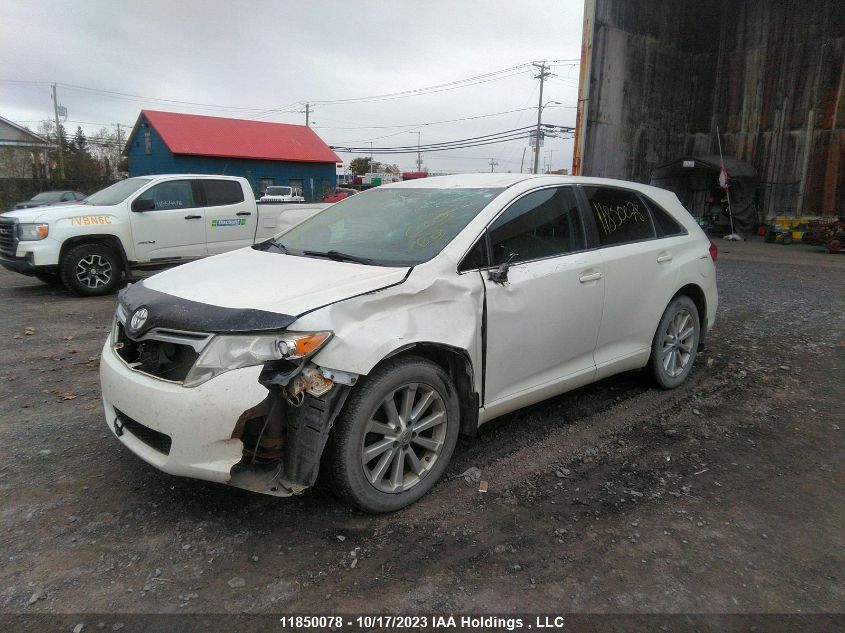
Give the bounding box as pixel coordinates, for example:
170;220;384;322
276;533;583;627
577;0;845;217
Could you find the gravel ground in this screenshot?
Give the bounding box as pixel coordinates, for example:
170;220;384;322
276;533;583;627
0;238;842;630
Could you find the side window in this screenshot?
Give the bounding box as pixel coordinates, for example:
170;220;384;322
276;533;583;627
136;180;196;211
643;196;686;237
458;235;489;272
488;187;585;265
584;186;655;246
203;180;245;206
143;130;152;155
61;192;74;201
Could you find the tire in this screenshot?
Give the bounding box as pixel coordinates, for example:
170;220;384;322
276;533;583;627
59;243;122;296
326;356;460;513
648;295;701;390
34;272;61;286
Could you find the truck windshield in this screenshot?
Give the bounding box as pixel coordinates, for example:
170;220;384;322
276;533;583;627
85;178;151;206
265;187;292;196
274;187;503;266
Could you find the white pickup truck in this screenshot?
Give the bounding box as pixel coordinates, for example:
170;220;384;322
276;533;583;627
259;185;305;203
0;174;329;296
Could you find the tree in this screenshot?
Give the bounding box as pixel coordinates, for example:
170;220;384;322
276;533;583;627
72;126;88;153
349;156;382;175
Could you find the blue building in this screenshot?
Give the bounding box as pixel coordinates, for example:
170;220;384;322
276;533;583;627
125;110;340;201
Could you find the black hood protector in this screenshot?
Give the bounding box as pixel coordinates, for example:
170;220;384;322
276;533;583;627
119;282;298;337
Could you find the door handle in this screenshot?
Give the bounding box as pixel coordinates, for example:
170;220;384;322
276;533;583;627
579;271;603;283
657;253;673;263
184;214;202;220
236;211;252;216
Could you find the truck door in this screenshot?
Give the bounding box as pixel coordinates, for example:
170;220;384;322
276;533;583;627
128;179;207;261
202;179;256;254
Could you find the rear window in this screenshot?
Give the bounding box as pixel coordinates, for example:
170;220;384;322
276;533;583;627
203;180;244;206
644;197;686;237
583;186;655;246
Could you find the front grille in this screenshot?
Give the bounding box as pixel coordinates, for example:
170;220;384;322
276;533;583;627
113;322;201;382
115;408;172;455
0;219;17;258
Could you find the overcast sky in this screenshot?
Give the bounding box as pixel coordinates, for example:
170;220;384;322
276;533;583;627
0;1;584;174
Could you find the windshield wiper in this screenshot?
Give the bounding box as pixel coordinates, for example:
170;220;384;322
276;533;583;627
302;249;374;265
253;238;289;253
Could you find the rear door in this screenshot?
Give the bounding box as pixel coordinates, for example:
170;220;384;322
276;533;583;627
128;179;207;261
479;186;604;409
202;179;256;254
581;185;680;370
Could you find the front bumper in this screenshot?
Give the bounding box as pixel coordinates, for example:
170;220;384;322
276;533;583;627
100;339;268;485
0;252;42;275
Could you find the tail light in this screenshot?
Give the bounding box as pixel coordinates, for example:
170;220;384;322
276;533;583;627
708;240;718;262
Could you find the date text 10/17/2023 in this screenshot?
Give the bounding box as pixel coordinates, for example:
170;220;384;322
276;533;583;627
278;615;571;630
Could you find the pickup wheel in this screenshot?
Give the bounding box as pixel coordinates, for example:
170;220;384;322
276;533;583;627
59;243;122;296
326;357;460;513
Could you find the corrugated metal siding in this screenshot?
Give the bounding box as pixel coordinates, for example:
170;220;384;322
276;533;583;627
581;0;845;217
127;117;337;200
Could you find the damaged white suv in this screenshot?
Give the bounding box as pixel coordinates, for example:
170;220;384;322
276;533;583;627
100;174;717;512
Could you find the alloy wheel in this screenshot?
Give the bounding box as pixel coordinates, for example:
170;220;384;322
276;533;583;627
361;383;448;493
76;254;113;289
660;308;696;377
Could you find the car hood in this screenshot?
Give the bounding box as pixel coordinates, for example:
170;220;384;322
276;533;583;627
1;203;94;222
139;246;411;319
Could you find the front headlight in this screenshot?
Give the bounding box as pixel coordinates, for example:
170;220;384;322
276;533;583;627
183;331;332;387
18;223;49;241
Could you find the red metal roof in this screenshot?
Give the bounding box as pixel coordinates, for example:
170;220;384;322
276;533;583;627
140;110;340;164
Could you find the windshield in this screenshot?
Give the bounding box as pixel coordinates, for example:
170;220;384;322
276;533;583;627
274;187;503;266
265;187;292;196
31;191;64;202
85;178;151;206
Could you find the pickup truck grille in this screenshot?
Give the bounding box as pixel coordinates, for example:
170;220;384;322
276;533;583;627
0;218;17;258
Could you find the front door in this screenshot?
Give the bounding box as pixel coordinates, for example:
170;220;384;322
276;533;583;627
128;179;207;261
481;186;604;411
201;179;256;255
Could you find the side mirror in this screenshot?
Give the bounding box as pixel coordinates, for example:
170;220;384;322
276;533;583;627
488;263;510;284
132;198;155;212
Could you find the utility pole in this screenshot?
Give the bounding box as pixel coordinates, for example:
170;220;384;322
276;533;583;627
532;62;552;175
489;158;498;172
305;103;310;126
416;131;421;172
52;83;65;181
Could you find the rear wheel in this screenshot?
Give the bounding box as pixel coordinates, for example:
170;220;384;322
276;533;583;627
649;295;701;389
59;243;122;296
326;357;460;513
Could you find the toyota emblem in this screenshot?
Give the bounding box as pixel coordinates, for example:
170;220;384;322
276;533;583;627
130;307;149;331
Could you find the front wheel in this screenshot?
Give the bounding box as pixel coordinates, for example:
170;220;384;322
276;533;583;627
649;295;701;389
326;357;460;513
59;243;122;296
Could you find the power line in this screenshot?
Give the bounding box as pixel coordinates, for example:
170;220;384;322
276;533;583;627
308;64;532;106
313;106;539;131
331;126;576;155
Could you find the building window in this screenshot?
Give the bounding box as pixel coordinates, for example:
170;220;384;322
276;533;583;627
258;178;275;195
144;131;152;155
